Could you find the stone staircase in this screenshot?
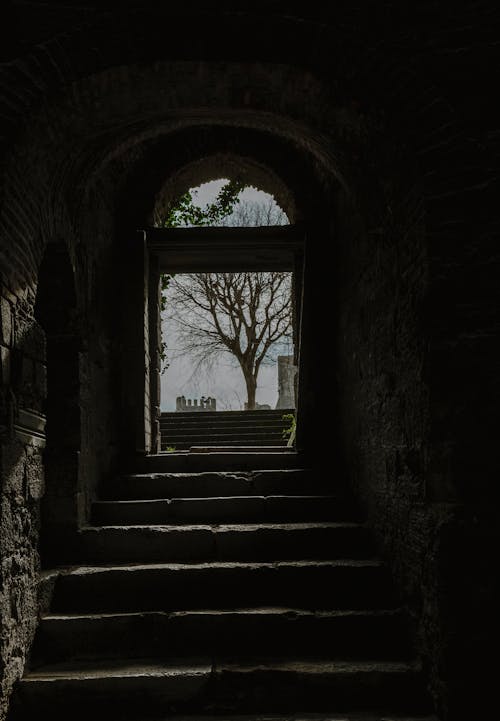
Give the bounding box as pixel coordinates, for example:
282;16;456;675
8;451;436;721
160;409;293;451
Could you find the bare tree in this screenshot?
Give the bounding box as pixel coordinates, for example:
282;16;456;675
167;272;292;409
219;196;287;227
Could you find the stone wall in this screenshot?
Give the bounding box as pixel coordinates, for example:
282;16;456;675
0;291;44;716
332;95;499;720
0;5;498;720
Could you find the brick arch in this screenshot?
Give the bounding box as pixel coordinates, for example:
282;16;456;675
112;125;337;233
0;8;389;156
0;8;465;292
0;57;347;292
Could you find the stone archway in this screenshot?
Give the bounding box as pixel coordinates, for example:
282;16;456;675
0;11;491;715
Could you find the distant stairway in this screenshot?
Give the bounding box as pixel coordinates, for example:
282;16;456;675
8;450;436;721
160;409;293;451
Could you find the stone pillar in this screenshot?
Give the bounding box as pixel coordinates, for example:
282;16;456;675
275;355;297;409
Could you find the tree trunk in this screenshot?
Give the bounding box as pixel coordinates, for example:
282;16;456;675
243;371;257;410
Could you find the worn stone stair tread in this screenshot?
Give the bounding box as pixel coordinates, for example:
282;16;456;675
62;559;385;573
160;421;287;430
93;495;342;509
163;449;296;454
89;716;440;721
160;411;292;426
87;715;440;721
185;445;289;451
42;607;402;621
49;559;395;613
161;420;289;425
32;606;411;664
219;659;422;673
161;441;287;448
19;655;427;712
95;494;340;503
160;419;289;423
162;448;293;451
120;469;308;483
105;468;333;500
74;521;373;563
160;411;291;426
83;521;363;531
91;494;355;525
160;437;287;443
23;658;420;681
120;469;307;479
23;660;210;681
122;469;305;478
164;429;286;438
33;603;413;659
161;444;288;449
135;467;300;472
161;443;288;450
161;409;294;418
134;452;301;472
59;715;440;721
162;431;287;437
91;495;355;526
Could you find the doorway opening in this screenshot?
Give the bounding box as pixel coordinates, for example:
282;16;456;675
147;179;303;452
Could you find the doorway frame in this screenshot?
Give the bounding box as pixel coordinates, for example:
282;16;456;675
142;224;306;454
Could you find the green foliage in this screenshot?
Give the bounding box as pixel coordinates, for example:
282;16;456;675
160;179;244;228
159;340;169;374
159;273;172;372
165;445;176;453
282;413;296;439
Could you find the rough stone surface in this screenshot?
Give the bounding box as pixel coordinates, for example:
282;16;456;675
7;456;432;719
0;4;498;720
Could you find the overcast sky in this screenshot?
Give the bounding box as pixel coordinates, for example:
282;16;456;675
160;180;291;411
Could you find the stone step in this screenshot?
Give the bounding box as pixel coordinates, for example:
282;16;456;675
50;560;396;615
161;441;287;455
73;522;374;564
161;437;287;450
160;443;288;451
102;469;328;501
160;439;288;447
188;447;293;454
31;609;412;667
11;658;429;718
162;410;294;420
16;710;434;721
161;434;287;443
160;429;288;439
160;423;288;437
160;419;290;429
160;433;287;442
131;451;300;473
92;494;357;525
